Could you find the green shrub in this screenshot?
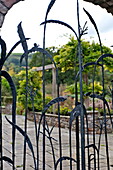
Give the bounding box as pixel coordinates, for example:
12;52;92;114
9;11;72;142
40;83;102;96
87;106;92;111
17;70;43;112
55;106;71;116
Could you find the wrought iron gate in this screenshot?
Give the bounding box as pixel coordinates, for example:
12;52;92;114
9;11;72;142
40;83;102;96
0;0;113;169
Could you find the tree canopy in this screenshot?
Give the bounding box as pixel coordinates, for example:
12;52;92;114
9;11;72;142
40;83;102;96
29;37;113;87
54;36;112;72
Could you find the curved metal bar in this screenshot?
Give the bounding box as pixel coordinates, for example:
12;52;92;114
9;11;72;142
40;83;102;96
41;20;78;40
76;62;102;80
5;116;37;170
83;8;103;54
55;156;77;169
1;70;16;170
17;22;29;170
97;54;113;63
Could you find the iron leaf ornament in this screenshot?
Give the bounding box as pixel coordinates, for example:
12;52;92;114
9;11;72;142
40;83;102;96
0;0;24;28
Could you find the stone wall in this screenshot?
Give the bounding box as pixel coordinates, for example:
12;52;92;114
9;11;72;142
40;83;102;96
27;111;113;133
84;0;113;15
27;111;76;130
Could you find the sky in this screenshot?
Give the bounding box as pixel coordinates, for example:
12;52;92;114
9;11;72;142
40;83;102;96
1;0;113;53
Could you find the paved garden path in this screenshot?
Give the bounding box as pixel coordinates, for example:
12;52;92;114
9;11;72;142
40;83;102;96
2;115;113;169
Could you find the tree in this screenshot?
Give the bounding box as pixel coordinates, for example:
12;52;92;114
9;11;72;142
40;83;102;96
17;69;43;112
54;36;113;86
54;36;112;72
28;37;113;103
52;36;113;109
29;46;58;68
2;78;12;96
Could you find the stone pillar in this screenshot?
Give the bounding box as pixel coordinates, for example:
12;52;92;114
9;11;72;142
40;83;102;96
0;0;24;28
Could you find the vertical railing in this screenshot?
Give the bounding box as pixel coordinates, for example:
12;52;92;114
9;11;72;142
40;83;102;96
77;0;86;168
17;22;29;170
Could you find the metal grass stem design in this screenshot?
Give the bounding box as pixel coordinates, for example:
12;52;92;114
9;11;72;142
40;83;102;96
55;156;77;169
0;0;113;169
83;8;103;54
89;93;111;168
77;0;85;169
79;61;102;169
28;86;38;170
82;13;111;168
44;122;56;169
28;43;59;169
1;70;16;170
17;22;29;170
5;116;37;170
0;156;14;166
36;96;67;169
43;1;62;168
43;1;57;166
41;20;78;40
0;36;23;170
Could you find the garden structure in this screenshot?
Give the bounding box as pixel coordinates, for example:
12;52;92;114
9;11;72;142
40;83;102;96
0;0;113;170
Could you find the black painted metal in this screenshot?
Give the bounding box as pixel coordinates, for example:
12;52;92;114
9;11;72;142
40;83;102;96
0;0;113;169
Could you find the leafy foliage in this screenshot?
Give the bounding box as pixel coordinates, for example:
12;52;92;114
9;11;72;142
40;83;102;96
3;53;32;73
2;78;12;96
53;37;113;86
17;70;42;112
29;47;58;68
54;37;112;72
65;81;102;94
